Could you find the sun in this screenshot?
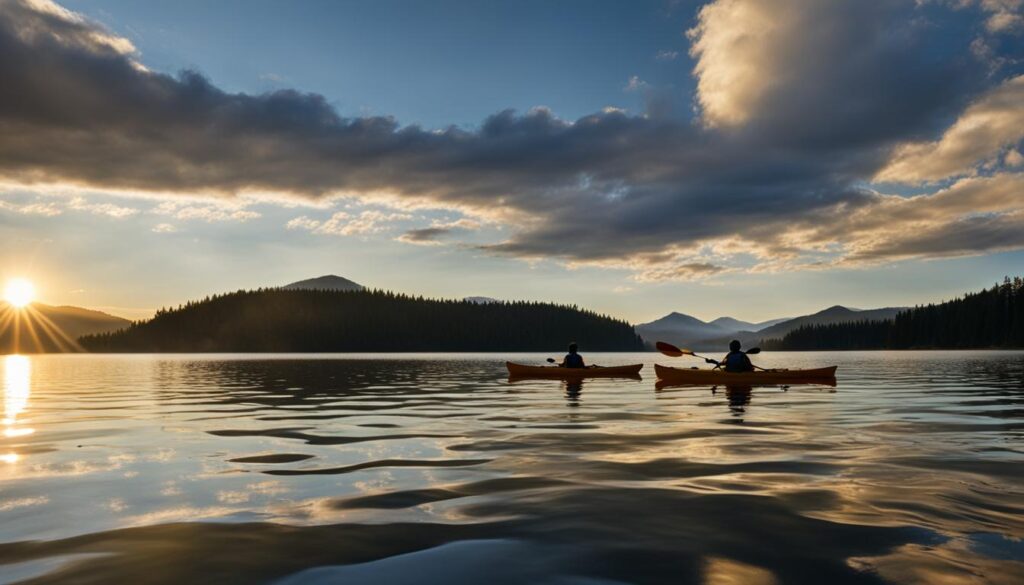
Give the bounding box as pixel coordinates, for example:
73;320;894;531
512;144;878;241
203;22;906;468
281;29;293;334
3;278;35;308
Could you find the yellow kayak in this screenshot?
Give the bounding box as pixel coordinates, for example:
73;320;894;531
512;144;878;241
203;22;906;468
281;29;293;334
506;362;643;378
654;364;837;385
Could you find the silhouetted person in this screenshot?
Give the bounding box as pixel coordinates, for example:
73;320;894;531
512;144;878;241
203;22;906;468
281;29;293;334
561;342;585;368
720;339;754;372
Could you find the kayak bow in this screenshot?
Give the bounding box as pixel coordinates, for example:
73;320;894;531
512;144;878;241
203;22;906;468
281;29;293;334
654;364;837;385
506;362;643;378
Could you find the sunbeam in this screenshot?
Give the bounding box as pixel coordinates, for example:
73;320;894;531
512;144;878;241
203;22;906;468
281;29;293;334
1;304;85;354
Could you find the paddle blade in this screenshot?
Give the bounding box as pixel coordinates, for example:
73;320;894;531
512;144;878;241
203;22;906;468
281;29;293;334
746;347;761;355
655;341;685;357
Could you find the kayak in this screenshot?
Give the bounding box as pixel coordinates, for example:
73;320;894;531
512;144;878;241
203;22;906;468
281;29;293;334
654;364;837;385
506;362;643;378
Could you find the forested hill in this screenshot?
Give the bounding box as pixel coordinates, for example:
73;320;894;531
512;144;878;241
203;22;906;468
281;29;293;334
79;289;645;352
763;278;1024;350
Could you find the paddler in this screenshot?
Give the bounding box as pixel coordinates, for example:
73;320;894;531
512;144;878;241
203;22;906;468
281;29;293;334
720;340;754;372
560;342;586;368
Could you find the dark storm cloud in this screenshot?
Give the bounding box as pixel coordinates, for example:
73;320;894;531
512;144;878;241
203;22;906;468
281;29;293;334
1;0;1023;277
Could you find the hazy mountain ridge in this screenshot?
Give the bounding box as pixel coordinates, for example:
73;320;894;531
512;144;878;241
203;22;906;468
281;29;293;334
637;306;904;349
753;306;904;342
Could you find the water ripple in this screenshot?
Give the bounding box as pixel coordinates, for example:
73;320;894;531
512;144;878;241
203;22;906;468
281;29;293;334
0;351;1021;584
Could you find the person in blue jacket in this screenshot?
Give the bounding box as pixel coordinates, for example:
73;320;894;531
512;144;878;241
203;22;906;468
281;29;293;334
561;342;586;368
720;340;754;372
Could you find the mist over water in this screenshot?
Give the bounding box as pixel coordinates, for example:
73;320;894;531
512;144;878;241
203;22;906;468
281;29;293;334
0;352;1022;584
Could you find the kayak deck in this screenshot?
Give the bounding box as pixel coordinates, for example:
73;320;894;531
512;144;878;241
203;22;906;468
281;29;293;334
654;364;837;385
506;362;643;378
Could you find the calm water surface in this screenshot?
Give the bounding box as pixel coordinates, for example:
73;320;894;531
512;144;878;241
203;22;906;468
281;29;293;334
1;352;1022;584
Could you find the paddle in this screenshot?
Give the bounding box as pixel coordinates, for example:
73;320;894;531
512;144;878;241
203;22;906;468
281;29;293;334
655;341;771;372
655;341;716;362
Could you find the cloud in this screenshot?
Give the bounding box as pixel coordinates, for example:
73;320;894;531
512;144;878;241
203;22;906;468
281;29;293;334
0;0;1022;281
875;75;1024;183
397;227;450;245
0;193;136;217
396;217;481;245
624;75;650;92
633;262;728;282
151;201;260;222
68;196;138;218
0;198;62;216
847;211;1024;262
654;50;679;61
1006;149;1024;167
287;210;412;237
285;216;321;231
777;173;1024;264
978;0;1024;33
924;0;1024;33
152;223;177;233
687;0;978;140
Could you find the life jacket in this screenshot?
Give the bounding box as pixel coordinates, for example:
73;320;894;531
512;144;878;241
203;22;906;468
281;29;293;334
724;351;752;372
563;353;585;368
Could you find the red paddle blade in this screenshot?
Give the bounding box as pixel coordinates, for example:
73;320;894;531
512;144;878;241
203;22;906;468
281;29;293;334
655;341;685;357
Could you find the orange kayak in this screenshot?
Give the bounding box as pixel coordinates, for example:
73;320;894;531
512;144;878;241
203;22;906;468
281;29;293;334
654;364;837;385
506;362;643;378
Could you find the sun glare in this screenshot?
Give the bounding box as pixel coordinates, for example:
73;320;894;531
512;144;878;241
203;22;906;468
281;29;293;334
3;279;35;308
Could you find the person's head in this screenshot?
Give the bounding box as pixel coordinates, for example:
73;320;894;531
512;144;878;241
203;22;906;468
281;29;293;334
568;342;579;354
729;339;741;352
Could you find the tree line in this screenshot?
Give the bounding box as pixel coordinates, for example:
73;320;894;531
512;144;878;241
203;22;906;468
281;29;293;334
80;288;645;352
763;277;1024;350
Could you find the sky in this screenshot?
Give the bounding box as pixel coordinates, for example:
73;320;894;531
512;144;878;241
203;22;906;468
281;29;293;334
1;0;1023;323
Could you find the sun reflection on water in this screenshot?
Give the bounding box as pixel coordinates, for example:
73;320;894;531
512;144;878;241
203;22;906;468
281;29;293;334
3;354;33;460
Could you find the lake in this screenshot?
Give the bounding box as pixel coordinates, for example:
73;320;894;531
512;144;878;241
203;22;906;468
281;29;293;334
1;351;1022;584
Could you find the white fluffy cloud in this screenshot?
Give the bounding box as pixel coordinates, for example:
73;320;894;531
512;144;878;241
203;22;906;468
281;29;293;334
287;210;412;237
68;196;138;218
151;201;261;222
0;198;62;216
687;0;788;127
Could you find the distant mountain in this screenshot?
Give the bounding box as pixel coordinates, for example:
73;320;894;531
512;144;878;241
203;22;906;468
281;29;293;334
81;288;644;352
708;316;756;331
751;317;792;330
282;275;364;292
752;306;905;344
637;306;903;349
1;302;130;353
636;312;729;346
764;278;1023;349
464;296;499;304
